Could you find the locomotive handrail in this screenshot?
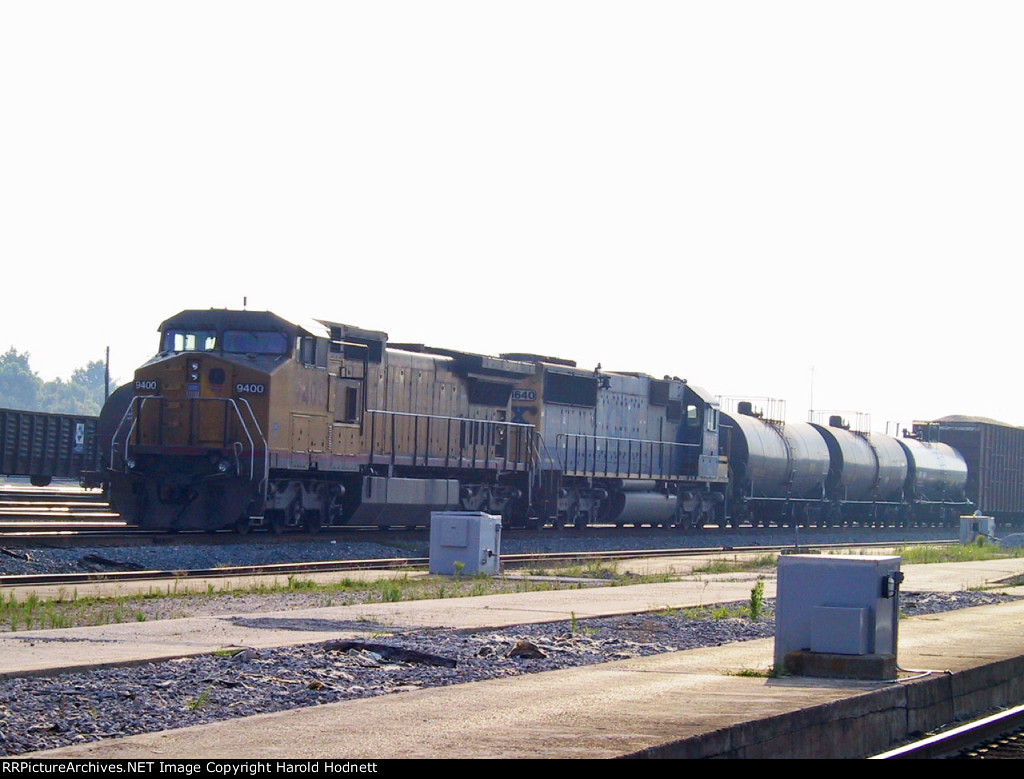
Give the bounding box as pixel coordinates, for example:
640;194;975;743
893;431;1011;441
108;394;153;469
364;408;536;472
234;397;270;506
112;395;268;487
555;432;701;480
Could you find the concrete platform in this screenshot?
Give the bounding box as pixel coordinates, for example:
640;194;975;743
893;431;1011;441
12;555;1024;759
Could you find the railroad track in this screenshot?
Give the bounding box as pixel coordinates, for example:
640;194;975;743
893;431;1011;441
0;487;965;549
874;703;1024;759
0;540;953;589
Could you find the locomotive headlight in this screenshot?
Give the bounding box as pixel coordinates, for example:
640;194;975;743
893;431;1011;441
125;458;136;470
217;460;230;473
189;360;200;381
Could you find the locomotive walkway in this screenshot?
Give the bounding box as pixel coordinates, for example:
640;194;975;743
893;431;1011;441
10;555;1024;759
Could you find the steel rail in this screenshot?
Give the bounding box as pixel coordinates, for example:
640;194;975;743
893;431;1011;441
872;703;1024;759
0;540;953;589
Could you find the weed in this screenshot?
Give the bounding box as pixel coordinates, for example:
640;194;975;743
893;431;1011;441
693;554;778;575
286;575;316;591
380;581;402;603
896;540;1024;565
186;686;213;711
750;580;765;621
729;667;772;678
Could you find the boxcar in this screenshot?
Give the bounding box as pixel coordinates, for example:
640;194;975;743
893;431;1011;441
915;415;1024;524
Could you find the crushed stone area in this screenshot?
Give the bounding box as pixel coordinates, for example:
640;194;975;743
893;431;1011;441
0;526;957;577
0;590;1016;757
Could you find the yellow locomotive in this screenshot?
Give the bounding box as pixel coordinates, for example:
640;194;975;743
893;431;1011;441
107;309;728;532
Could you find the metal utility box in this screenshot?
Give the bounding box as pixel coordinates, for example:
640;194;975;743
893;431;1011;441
774;554;902;674
961;514;995;545
429;511;502;576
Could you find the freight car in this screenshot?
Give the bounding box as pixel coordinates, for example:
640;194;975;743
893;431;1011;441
720;401;970;526
105;309;727;532
0;407;101;487
913;416;1024;526
0;385;134;491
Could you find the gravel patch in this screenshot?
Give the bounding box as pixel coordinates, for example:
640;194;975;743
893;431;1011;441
0;590;1016;756
0;526;957;577
0;526;989;755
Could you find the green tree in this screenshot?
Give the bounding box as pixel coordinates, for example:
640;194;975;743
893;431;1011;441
71;361;107;395
0;351;111;415
37;378;100;416
0;348;42;410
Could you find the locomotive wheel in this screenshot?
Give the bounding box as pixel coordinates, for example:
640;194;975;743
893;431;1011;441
303;510;323;534
235;516;251;535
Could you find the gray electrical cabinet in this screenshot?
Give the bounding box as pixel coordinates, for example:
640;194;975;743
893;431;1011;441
774;554;903;676
961;515;995;545
429;511;502;576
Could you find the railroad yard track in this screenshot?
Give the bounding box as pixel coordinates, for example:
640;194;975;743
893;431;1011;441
875;703;1024;759
0;486;965;540
0;539;956;590
0;486;1013;760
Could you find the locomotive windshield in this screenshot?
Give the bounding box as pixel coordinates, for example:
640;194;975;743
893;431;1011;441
222;330;290;355
161;329;217;353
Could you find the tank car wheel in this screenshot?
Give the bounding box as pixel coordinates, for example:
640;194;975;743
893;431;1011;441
267;510;286;534
235;516;252;535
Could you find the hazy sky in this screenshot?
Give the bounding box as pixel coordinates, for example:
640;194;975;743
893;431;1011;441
2;2;1021;429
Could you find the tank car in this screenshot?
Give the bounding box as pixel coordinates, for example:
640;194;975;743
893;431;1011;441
719;401;830;525
808;415;909;523
721;403;970;526
105;309;727;532
897;436;969;522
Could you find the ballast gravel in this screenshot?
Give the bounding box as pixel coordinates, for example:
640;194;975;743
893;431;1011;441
0;527;1006;756
0;590;1016;756
0;525;958;576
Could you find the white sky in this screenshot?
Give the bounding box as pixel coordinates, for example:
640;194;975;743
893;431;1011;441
2;2;1021;429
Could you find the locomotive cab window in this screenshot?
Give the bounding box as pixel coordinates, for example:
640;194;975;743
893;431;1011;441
162;329;217;353
223;330;289;355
